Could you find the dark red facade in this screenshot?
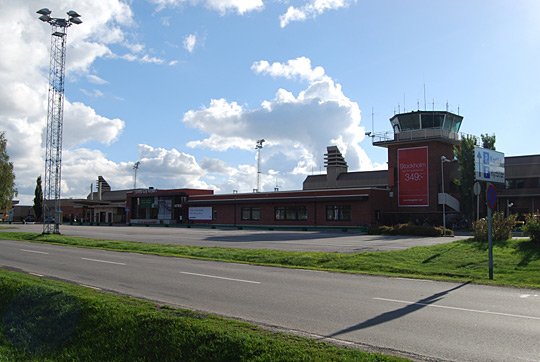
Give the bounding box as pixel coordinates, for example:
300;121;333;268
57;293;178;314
187;188;390;228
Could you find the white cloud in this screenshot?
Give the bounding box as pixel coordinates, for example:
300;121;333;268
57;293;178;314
125;42;145;53
134;145;211;190
80;89;104;97
280;0;350;28
63;102;125;148
183;34;197;53
112;53;165;64
87;74;108;85
183;56;375;192
205;0;264;15
150;0;263;15
252;56;326;82
0;1;133;204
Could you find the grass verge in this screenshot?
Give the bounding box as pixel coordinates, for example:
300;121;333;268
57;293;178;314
1;231;540;289
0;269;404;361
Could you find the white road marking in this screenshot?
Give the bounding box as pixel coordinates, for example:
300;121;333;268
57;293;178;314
520;294;539;299
394;277;433;282
29;272;44;277
81;257;126;266
81;284;102;290
20;249;49;255
374;297;540;321
180;271;261;284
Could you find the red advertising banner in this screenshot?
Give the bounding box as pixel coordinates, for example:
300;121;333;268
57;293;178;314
398;147;429;207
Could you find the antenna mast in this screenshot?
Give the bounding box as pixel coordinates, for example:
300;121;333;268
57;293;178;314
371;107;375;134
255;139;265;192
423;84;427;110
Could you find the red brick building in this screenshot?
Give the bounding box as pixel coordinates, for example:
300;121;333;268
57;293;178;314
18;110;535;228
187;188;390;228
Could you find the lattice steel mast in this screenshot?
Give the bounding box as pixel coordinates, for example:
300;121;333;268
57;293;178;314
255;139;265;192
37;8;81;234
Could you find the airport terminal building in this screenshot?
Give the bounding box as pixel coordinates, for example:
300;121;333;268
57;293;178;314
13;111;539;228
121;110;540;228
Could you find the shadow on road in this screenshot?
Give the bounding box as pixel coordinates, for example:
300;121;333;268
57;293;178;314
205;231;358;243
327;281;470;337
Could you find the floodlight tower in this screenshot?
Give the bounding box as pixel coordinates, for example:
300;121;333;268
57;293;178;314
255;139;265;192
37;8;82;234
133;161;141;189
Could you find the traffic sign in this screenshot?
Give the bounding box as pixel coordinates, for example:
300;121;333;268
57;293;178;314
486;183;497;210
474;147;505;184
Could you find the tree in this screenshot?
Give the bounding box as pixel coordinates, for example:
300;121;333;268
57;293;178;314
454;133;497;225
453;135;477;223
481;133;496;150
0;132;17;211
33;176;43;221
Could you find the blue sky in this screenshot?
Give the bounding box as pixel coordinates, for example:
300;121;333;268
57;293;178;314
1;0;539;204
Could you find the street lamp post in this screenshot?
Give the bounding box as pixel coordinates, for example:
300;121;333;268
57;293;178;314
37;8;81;234
441;155;455;231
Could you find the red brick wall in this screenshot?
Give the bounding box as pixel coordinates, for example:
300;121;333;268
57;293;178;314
189;188;389;227
386;141;456;220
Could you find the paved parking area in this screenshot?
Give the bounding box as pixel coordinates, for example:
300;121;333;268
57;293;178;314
5;224;470;253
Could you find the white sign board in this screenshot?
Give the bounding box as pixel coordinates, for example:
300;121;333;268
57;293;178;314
474;147;505;184
188;207;213;220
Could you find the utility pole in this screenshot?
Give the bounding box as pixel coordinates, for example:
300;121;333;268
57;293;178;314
37;8;82;234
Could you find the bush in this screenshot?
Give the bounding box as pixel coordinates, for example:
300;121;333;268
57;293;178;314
523;214;540;243
473;212;516;242
368;223;452;237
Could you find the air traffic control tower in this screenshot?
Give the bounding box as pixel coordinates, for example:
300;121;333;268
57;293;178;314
372;110;464;225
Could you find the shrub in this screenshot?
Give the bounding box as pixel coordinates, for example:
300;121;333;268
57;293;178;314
368;223;452;237
523;214;540;243
473;212;516;242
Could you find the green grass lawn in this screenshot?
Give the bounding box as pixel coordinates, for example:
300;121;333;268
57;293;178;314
0;269;405;361
1;231;539;288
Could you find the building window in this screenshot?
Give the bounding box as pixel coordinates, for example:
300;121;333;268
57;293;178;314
274;206;307;221
326;205;351;221
507;179;525;189
241;207;261;221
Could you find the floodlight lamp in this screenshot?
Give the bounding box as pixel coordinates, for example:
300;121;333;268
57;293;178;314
67;10;81;18
69;17;82;25
37;8;52;15
38;14;51;22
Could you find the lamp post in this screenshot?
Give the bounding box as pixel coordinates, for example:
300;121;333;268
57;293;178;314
37;8;82;234
441;155;455;231
133;161;140;189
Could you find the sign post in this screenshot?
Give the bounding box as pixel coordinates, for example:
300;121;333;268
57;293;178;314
475;147;504;281
486;183;497;280
473;181;481;220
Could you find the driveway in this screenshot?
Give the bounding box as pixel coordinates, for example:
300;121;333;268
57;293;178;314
4;223;470;253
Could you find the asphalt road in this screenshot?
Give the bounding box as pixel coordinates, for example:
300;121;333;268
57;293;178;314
6;224;467;252
1;238;539;362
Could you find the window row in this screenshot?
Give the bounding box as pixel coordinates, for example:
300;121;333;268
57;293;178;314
240;205;352;221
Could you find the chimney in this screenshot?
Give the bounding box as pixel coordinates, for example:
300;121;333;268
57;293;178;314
324;146;348;188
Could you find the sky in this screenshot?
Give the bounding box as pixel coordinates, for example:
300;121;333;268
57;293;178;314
2;0;540;205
